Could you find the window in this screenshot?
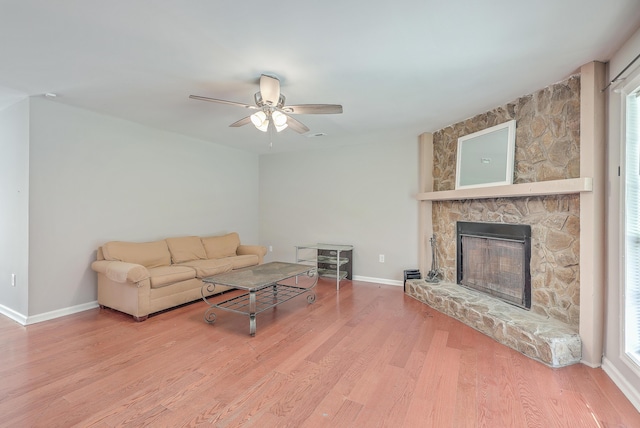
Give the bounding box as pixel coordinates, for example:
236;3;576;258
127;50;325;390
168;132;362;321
625;87;640;367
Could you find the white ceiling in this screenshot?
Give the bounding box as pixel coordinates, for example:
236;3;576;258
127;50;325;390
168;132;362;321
1;1;639;154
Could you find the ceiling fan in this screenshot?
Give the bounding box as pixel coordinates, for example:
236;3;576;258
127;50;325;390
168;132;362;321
189;74;342;134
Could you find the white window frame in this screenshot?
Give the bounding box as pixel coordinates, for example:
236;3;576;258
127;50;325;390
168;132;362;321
618;70;640;375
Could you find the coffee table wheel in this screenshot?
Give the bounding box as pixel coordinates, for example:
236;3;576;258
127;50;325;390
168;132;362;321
307;293;316;304
204;308;217;324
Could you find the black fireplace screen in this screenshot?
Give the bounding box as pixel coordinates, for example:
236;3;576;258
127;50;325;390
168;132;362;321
456;221;531;309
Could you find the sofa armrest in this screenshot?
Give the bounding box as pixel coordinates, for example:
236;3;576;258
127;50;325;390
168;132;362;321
237;245;267;264
91;260;150;284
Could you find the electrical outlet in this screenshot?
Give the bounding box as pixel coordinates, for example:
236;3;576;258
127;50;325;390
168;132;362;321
11;273;16;287
269;246;273;252
379;254;385;263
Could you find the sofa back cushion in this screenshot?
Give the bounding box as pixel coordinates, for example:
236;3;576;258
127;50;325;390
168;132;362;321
202;232;240;259
166;236;207;264
102;240;171;268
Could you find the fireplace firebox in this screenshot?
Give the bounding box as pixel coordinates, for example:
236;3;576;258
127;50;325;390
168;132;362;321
456;221;531;309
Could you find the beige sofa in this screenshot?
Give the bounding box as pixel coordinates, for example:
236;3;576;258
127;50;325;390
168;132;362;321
91;233;267;321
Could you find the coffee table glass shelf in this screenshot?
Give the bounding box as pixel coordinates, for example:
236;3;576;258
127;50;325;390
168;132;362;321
201;262;317;336
295;243;353;290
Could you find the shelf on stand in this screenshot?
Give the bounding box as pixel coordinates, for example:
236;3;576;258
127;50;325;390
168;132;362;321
295;243;353;290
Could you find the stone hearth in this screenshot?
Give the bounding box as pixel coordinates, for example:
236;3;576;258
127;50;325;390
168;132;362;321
406;279;581;367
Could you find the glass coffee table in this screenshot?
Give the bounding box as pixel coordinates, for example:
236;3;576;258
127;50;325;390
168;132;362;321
201;262;318;336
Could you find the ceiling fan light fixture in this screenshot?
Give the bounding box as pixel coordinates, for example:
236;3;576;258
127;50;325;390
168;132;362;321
250;110;266;126
250;111;269;131
272;110;287;126
271;110;288;132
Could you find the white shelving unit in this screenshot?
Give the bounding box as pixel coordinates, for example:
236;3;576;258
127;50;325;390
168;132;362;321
295;243;353;290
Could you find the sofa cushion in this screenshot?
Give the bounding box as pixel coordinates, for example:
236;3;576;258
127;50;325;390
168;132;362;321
147;265;197;288
166;236;207;264
202;232;240;259
228;255;260;269
177;259;233;278
102;240;171;268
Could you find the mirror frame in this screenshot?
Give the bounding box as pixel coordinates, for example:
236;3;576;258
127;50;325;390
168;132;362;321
455;119;516;190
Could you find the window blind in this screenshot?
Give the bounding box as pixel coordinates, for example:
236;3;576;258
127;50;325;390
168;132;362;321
625;89;640;364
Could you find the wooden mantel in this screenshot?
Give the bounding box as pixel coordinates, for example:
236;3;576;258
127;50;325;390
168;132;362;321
416;177;593;201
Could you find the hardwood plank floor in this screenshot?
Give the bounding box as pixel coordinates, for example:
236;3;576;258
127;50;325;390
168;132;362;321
0;278;638;427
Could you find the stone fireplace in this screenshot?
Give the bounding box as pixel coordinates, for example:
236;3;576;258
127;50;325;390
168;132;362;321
407;195;583;367
435;195;580;327
405;72;599;367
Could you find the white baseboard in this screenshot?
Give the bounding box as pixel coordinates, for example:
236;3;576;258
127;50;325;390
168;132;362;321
580;359;602;368
0;303;28;325
352;275;403;287
1;301;100;326
25;301;99;325
602;356;640;412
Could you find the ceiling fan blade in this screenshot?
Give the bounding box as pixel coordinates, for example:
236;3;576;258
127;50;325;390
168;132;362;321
284;115;310;134
282;104;343;114
259;74;280;106
229;116;252;127
189;95;257;110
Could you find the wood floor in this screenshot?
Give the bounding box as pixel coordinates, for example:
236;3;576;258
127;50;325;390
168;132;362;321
0;279;638;427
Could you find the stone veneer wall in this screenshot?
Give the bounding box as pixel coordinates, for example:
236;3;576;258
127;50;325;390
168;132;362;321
431;75;581;328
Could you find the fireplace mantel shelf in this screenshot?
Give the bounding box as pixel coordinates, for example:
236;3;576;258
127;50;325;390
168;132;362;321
416;177;592;201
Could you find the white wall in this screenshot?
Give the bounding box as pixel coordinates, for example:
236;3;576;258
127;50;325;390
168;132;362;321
26;98;259;317
604;26;640;410
0;98;30;319
259;135;419;283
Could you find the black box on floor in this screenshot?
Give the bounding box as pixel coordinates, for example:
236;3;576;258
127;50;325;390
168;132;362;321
403;269;421;292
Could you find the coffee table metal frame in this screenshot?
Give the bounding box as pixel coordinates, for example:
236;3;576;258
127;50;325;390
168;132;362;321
201;262;318;336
